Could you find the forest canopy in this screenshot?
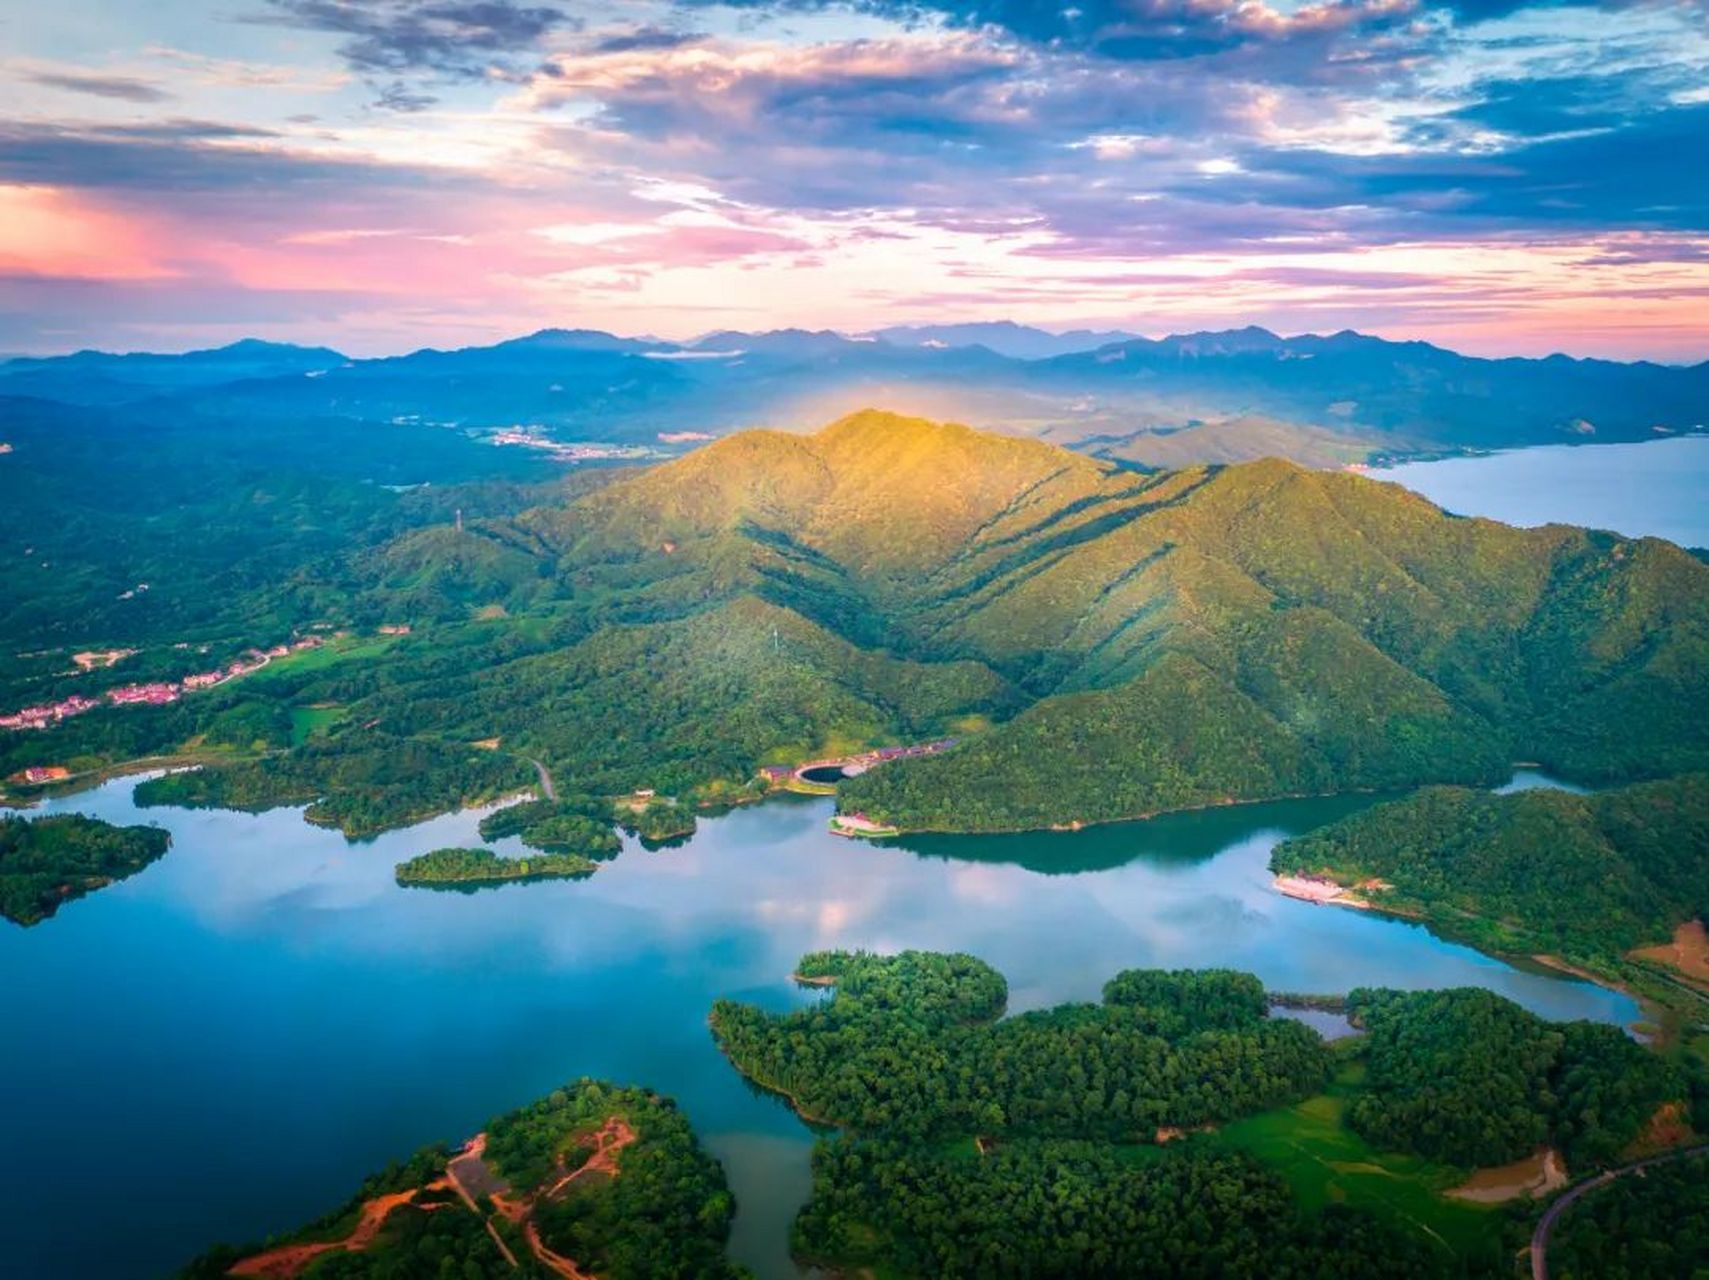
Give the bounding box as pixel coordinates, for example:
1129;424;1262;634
1345;987;1683;1170
1271;775;1709;963
711;952;1332;1139
0;812;170;925
393;846;597;887
180;1079;742;1280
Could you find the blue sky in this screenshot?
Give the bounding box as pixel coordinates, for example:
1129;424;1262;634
0;0;1704;357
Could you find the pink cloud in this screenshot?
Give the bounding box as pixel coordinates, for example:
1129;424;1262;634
0;185;176;281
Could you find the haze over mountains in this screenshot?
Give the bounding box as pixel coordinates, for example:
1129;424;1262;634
4;323;1705;470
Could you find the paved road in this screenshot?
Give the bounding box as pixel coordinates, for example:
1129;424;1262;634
526;757;556;801
1530;1143;1709;1280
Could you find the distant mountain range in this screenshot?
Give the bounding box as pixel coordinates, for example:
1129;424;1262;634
4;324;1704;467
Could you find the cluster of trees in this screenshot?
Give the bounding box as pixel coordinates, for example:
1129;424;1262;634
617;798;698;846
393;846;597;888
484;1080;743;1279
795;1137;1454;1279
0;813;170;925
712;952;1331;1138
1271;776;1709;962
1549;1154;1709;1279
512;814;619;859
133;731;530;838
718;952;1490;1276
478;796;623;859
480;797;583;840
1346;988;1684;1170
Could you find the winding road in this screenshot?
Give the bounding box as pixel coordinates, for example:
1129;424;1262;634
1530;1143;1709;1280
526;757;557;802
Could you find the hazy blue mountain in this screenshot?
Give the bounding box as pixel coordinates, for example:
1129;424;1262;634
1045;329;1709;450
0;338;345;405
868;321;1142;358
4;324;1703;463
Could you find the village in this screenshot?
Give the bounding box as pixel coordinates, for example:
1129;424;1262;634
0;633;333;740
489;427;661;463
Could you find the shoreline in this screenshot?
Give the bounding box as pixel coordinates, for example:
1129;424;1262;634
842;783;1406;839
1264;872;1672;1023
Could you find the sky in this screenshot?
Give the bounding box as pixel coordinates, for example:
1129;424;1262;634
0;0;1705;359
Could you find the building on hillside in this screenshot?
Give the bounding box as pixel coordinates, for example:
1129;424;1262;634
107;683;179;706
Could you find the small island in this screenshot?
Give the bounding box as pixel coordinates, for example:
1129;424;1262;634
616;794;698;846
478;796;624;857
1;812;171;926
394;846;597;888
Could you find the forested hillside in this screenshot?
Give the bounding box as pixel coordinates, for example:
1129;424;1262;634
1270;776;1709;966
1344;988;1682;1169
5;411;1706;835
714;952;1690;1276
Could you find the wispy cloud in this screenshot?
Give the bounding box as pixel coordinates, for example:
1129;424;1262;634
257;0;576;76
19;66;175;103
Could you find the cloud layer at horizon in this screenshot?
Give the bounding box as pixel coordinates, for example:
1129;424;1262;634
0;0;1705;358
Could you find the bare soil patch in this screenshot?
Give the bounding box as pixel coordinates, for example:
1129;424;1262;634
1630;920;1709;987
227;1185;438;1277
1448;1148;1566;1204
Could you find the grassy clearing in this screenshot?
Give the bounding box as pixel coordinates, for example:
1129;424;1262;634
245;635;399;687
1210;1062;1504;1262
289;704;345;745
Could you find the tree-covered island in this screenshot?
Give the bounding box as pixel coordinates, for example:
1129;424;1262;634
0;812;171;925
394;846;599;888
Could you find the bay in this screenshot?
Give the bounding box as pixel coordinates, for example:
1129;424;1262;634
1379;435;1709;549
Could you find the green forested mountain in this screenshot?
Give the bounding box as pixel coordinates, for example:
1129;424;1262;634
1270;775;1709;963
5;411;1705;836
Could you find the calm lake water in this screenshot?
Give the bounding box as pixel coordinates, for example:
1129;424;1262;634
1381;435;1709;549
0;778;1638;1279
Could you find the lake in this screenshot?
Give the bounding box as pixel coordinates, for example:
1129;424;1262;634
0;777;1638;1279
1380;435;1709;549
